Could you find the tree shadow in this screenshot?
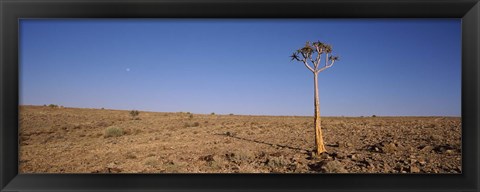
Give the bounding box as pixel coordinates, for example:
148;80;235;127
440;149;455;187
214;133;311;154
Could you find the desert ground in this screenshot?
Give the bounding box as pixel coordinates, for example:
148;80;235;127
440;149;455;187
19;105;461;173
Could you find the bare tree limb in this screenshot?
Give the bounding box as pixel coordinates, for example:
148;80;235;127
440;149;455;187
327;58;335;67
314;46;322;69
316;51;322;70
316;59;335;73
302;59;315;73
309;57;317;69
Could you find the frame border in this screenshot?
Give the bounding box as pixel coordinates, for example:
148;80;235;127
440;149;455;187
1;0;479;191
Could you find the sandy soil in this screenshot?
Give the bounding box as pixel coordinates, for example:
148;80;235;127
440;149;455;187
19;105;461;173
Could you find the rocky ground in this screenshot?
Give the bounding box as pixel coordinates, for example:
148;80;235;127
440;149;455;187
19;105;461;173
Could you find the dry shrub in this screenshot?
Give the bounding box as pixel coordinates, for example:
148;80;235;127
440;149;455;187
129;110;140;120
225;150;255;164
266;156;289;168
183;122;200;128
163;161;185;173
125;152;137;159
104;126;124;138
200;154;224;169
144;157;157;166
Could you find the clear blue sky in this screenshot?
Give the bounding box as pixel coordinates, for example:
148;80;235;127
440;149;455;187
19;19;461;116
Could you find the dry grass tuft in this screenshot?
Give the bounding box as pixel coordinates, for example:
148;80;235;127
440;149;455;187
104;126;124;138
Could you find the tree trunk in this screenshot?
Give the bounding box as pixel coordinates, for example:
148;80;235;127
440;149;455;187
313;73;326;155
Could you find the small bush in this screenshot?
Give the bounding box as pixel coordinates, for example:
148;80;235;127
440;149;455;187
125;152;137;159
266;156;289;167
229;113;234;116
144;157;157;166
189;114;194;119
211;112;215;115
372;115;377;118
184;122;200;128
48;104;58;108
130;110;140;119
104;126;124;138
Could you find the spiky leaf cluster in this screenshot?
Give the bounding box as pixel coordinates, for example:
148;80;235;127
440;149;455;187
290;40;339;73
290;41;338;62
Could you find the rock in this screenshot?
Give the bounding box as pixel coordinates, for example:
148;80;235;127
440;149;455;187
106;162;122;173
318;160;348;173
419;145;434;152
409;159;417;164
430;135;443;141
418;159;427;166
409;165;420;173
332;152;346;159
433;145;455;154
106;162;116;169
348;154;360;161
320;152;332;160
329;142;340;147
382;143;397;153
199;154;215;162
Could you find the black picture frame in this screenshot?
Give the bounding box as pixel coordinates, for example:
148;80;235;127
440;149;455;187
1;0;479;191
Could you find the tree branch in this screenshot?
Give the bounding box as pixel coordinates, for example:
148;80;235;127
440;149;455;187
327;58;335;67
316;59;335;73
309;57;317;69
315;46;322;69
302;59;315;73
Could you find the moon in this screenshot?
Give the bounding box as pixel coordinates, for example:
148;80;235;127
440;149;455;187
126;68;130;72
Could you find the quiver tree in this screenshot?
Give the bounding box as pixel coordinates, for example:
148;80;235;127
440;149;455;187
291;41;339;155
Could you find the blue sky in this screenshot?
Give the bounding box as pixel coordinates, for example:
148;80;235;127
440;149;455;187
19;19;461;116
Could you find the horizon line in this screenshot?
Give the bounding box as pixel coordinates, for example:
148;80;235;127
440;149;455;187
19;104;462;118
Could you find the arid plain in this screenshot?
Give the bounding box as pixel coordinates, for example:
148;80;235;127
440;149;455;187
19;105;461;173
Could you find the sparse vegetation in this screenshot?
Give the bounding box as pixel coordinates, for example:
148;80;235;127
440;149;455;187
104;126;124;138
125;152;137;159
372;115;377;118
19;106;461;174
144;157;157;166
48;104;58;108
211;112;215;115
184;122;200;128
130;110;140;120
